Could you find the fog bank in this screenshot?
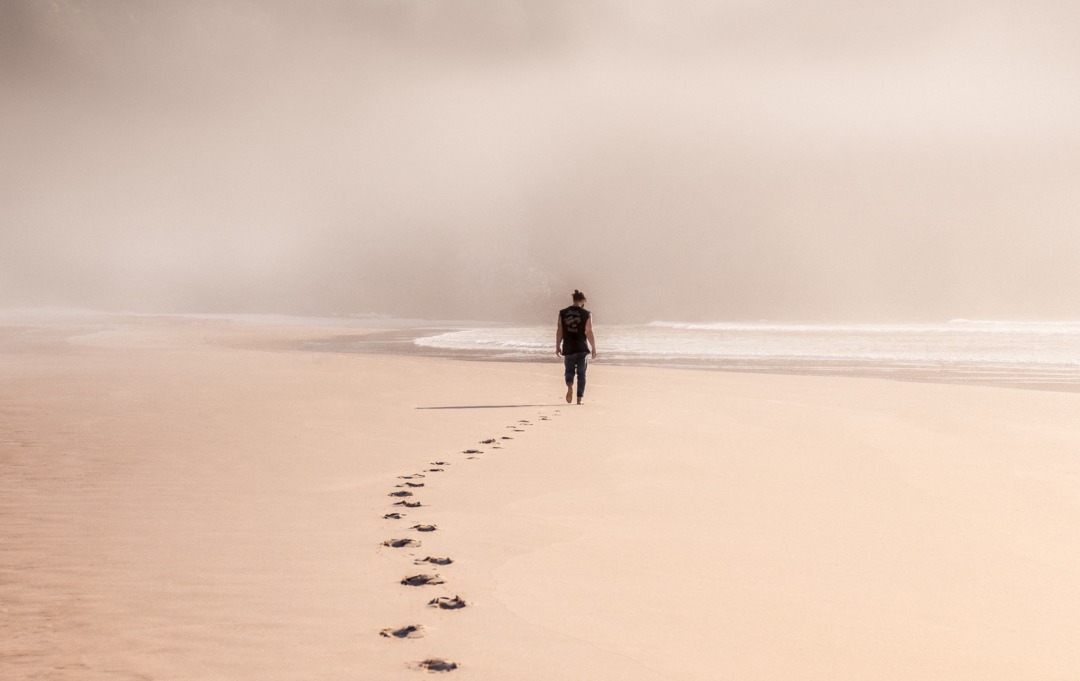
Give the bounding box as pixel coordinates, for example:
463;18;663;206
3;1;1079;322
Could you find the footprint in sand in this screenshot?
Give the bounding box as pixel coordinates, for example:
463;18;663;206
512;429;525;432
394;500;423;508
418;659;458;672
415;556;453;566
383;538;420;548
398;474;425;480
388;490;414;498
501;436;513;440
383;512;404;520
396;482;424;488
431;461;450;466
410;524;437;532
539;416;550;421
429;595;467;610
401;574;445;586
380;625;424;639
480;438;496;444
462;449;482;454
518;420;531;424
427;468;444;473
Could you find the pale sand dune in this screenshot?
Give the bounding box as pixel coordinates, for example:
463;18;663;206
2;317;1079;680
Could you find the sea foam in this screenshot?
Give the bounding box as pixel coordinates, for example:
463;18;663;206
414;321;1080;389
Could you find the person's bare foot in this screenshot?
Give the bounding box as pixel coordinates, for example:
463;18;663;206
565;384;573;403
576;397;583;405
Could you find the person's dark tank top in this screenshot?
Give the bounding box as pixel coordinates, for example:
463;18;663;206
559;306;591;355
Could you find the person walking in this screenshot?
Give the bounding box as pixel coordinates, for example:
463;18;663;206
556;290;596;405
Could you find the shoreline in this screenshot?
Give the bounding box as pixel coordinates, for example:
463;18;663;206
4;309;1077;393
303;327;1080;394
3;315;1080;679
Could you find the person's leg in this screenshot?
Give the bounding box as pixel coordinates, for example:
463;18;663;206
563;354;575;403
575;352;588;403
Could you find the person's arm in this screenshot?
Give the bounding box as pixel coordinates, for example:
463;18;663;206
585;317;596;359
555;315;563;356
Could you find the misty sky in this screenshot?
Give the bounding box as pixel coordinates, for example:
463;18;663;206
2;0;1078;322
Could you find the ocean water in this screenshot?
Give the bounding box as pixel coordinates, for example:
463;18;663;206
413;320;1080;390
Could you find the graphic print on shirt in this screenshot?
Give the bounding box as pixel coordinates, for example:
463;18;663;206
563;309;584;333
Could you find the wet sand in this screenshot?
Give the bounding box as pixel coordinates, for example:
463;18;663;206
2;314;1079;680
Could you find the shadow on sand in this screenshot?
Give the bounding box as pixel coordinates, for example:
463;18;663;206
415;404;556;410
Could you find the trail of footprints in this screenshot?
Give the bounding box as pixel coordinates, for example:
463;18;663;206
377;409;561;673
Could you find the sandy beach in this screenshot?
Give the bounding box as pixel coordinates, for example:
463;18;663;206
3;314;1080;680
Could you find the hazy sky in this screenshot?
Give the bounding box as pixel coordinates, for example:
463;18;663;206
2;0;1078;322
